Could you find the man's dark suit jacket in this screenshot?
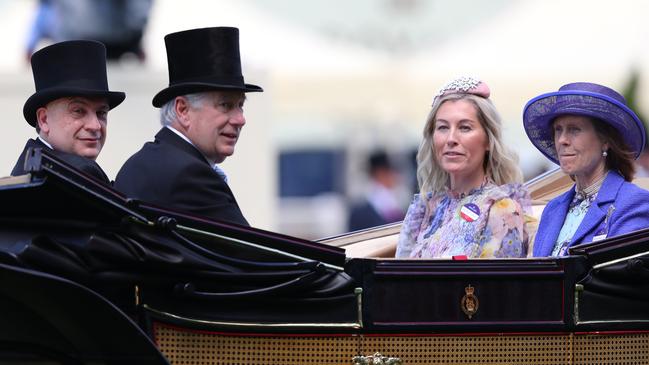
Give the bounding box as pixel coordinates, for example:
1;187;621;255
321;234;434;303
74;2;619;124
12;138;110;184
114;127;249;226
348;200;393;232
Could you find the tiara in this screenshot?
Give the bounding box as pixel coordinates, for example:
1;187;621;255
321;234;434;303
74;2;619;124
434;76;490;102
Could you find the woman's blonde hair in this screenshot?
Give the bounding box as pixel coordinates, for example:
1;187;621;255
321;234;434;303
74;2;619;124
417;93;523;195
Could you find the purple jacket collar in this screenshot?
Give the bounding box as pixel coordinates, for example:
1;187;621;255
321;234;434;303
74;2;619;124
533;171;625;257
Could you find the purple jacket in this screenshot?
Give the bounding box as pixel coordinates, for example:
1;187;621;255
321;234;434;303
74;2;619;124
533;171;649;257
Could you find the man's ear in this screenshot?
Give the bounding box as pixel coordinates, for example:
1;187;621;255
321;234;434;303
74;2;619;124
36;107;49;134
174;96;191;128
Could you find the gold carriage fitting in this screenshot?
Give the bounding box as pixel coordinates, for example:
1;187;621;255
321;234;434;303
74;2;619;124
1;148;649;365
461;284;479;319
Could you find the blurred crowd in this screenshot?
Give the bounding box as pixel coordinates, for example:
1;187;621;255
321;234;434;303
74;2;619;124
18;2;649;242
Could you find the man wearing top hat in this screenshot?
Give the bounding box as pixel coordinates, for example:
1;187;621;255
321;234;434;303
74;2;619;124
12;40;125;184
114;27;262;226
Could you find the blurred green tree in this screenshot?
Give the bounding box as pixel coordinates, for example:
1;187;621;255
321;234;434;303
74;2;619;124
622;69;648;149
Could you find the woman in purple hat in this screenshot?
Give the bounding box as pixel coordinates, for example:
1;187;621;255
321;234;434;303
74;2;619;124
524;82;649;257
396;76;531;259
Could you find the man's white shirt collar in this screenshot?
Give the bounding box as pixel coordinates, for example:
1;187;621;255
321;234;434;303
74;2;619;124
37;136;53;149
166;125;195;148
165;126;227;182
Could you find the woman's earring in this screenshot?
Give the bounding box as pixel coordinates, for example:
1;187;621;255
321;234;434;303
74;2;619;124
602;150;608;157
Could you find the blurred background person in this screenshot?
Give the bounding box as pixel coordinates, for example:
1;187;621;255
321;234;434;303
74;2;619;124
25;0;153;62
347;150;406;231
524;82;649;257
396;76;530;259
24;0;55;61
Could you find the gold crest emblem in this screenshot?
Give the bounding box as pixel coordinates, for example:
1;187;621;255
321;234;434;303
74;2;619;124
461;285;479;319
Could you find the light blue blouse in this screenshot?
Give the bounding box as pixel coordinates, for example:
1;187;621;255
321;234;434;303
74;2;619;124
551;197;592;256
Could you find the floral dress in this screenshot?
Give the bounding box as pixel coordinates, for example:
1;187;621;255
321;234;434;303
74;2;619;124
396;182;531;258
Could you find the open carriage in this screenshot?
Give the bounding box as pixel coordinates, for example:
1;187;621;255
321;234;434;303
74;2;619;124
1;148;649;364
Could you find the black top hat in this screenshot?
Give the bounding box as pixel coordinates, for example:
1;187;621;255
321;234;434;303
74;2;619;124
368;150;393;173
152;27;263;108
23;40;126;127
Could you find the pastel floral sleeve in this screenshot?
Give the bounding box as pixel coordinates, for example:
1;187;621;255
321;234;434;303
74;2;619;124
478;185;531;258
396;194;427;258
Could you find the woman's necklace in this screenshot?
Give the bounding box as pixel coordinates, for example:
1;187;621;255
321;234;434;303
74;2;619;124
569;171;607;216
575;171;607;201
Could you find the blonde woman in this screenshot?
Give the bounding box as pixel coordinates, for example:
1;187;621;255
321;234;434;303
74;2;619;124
396;77;530;258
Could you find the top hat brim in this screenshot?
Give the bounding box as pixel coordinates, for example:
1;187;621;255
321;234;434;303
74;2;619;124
23;87;126;127
523;90;646;165
152;82;263;108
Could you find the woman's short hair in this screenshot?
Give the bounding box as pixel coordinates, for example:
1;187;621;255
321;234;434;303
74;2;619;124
416;93;523;195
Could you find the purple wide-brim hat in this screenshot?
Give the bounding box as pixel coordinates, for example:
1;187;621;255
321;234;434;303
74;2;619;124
523;82;646;165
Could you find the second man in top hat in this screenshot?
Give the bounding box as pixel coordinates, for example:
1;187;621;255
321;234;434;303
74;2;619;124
114;27;262;226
